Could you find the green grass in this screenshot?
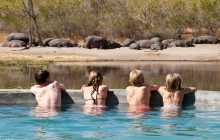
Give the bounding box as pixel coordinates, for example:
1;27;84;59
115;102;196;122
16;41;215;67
0;60;53;71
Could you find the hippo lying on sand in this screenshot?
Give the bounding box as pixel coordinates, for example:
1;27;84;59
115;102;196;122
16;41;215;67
48;39;78;47
129;43;140;50
42;38;55;46
150;37;161;43
83;36;108;49
150;43;163;50
83;36;121;49
131;39;163;50
169;40;195;47
1;40;26;47
7;33;29;43
136;40;154;49
192;36;219;44
108;40;121;49
122;39;135;47
161;39;176;49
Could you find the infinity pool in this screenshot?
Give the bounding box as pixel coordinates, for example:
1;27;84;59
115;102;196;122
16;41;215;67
1;102;220;140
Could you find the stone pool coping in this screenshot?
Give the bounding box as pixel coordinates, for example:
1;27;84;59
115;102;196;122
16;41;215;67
0;89;219;106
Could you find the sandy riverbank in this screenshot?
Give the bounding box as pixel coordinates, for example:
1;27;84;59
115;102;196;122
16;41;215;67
0;44;219;62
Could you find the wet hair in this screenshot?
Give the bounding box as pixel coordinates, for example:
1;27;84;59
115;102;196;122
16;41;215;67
129;70;144;87
165;73;182;91
35;69;50;85
87;71;103;105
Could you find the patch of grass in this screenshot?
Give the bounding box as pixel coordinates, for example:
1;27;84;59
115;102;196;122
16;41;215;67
0;60;53;71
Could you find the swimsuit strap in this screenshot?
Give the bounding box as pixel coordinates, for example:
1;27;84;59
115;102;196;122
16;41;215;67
84;98;105;101
84;98;94;101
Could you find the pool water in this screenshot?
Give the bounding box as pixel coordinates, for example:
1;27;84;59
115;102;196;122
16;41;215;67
1;103;220;140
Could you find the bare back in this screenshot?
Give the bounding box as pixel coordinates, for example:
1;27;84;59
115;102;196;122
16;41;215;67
126;86;150;107
81;85;108;106
159;86;197;107
30;81;62;108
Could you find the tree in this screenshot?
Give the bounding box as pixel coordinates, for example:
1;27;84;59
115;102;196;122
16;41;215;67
23;0;42;49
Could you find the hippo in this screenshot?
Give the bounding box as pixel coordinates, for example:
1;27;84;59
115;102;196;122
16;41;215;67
42;38;55;46
129;43;140;50
150;37;161;43
122;38;135;47
161;39;176;49
48;39;78;47
192;36;219;44
7;33;29;43
136;40;154;49
150;43;163;50
169;40;195;47
1;40;26;47
83;36;109;49
107;40;121;49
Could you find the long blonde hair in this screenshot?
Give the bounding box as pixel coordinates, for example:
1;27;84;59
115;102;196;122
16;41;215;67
87;71;103;104
165;73;182;91
129;70;144;87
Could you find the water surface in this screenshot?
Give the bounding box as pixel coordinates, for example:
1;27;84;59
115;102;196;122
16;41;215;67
0;61;219;91
0;102;220;140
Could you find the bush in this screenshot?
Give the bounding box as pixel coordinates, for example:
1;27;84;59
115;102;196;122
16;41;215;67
0;0;219;39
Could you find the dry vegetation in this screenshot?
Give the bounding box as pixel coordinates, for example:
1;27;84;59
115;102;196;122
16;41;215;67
0;0;220;40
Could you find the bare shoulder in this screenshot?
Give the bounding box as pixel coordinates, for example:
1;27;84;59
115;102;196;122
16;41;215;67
81;85;89;92
158;86;166;91
30;85;38;94
30;85;37;89
140;86;148;91
158;86;168;95
126;86;133;91
81;84;87;90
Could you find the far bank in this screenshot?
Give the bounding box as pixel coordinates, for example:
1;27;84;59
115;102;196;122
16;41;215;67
0;44;219;64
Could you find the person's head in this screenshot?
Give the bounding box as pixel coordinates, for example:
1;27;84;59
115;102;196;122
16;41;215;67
88;71;103;86
35;69;51;85
129;70;144;87
165;73;182;91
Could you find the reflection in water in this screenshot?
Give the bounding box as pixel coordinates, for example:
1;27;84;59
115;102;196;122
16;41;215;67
31;106;60;118
0;62;220;90
161;107;182;118
127;106;150;119
82;105;106;116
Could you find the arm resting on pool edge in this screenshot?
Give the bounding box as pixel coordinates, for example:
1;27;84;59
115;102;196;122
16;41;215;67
182;87;197;94
149;90;196;108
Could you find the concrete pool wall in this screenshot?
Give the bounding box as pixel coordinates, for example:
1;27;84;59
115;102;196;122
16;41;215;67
0;89;219;106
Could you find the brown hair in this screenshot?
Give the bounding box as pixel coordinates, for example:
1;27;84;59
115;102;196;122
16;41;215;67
165;73;182;91
87;71;103;104
35;69;50;85
87;71;103;86
129;70;144;87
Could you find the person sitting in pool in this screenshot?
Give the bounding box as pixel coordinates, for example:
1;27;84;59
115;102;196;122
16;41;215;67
81;71;108;106
158;73;197;109
30;69;66;108
126;69;159;112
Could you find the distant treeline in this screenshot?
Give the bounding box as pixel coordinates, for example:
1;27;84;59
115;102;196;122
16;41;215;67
0;0;219;40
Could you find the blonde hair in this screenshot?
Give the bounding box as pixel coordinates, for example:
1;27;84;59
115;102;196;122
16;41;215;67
129;70;144;86
165;73;182;91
